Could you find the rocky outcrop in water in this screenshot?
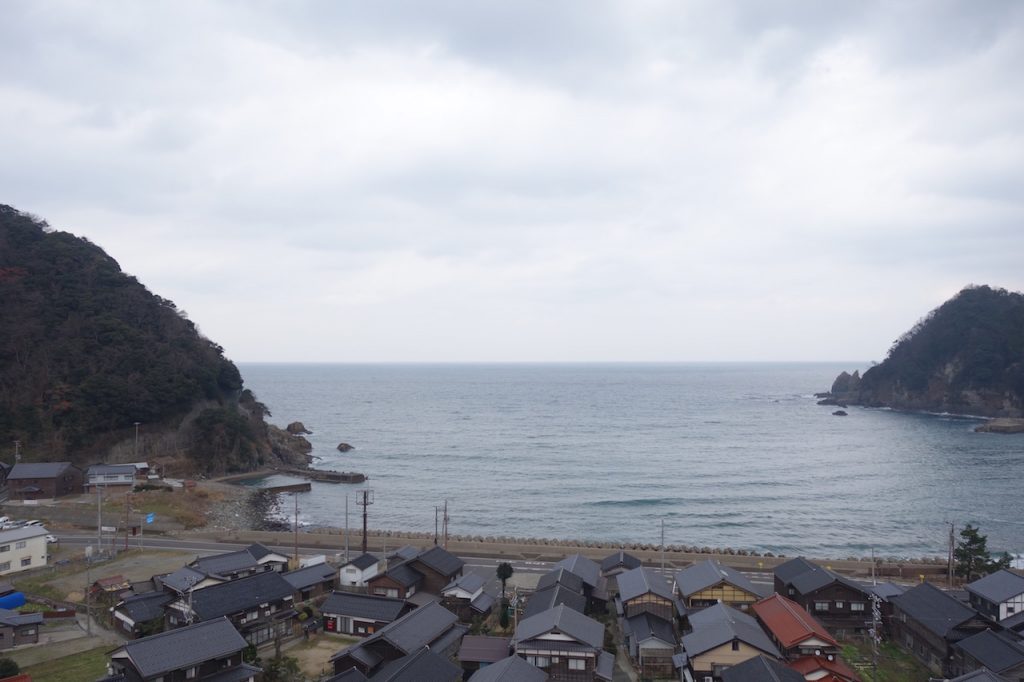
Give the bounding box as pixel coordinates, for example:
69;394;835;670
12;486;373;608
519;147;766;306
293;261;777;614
975;418;1024;434
821;286;1024;418
337;442;354;452
286;421;311;434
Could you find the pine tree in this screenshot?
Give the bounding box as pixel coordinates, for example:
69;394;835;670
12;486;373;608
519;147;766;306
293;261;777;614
955;523;1011;581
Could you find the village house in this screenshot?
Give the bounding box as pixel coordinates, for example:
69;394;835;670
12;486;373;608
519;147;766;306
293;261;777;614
891;581;992;676
91;574;132;606
6;462;83;500
0;608;41;649
339;553;382;587
774;557;873;637
111;590;172;638
512;604;614;681
330;601;466;677
751;593;841;660
680;603;782;682
158;566;226;596
966;570;1024;623
600;550;642;590
103;616;260;682
188;543;289;580
85;464;137;492
321;592;413;636
618;566;684;623
554;554;609;613
405;545;465;595
441;572;496;622
866;582;906;638
165;570;297;647
367;545;464;602
283;561;336;603
0;526;49;577
525;567;588;619
676;559;763;612
363;645;462;681
617;566;682;678
952;628;1024;680
468;654;546;682
787;654;861;682
458;635;512;678
367;561;423;600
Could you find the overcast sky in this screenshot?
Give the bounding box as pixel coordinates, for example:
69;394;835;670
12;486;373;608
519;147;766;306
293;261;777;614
2;1;1022;362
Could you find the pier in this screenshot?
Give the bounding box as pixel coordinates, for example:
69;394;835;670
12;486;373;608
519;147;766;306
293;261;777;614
274;467;367;484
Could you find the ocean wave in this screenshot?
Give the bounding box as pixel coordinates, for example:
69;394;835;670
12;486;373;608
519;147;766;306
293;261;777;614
587;498;680;507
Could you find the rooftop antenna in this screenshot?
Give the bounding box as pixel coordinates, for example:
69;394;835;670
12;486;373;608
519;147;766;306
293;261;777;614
356;489;374;554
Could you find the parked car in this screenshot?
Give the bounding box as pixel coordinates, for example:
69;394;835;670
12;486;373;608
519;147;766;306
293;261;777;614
24;520;43;526
45;535;58;544
0;517;10;525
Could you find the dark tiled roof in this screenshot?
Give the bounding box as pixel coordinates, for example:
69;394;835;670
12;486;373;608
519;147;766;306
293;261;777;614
774;557;819;584
536;567;584;594
523;584;586;619
0;608;42;627
371;646;461;681
283;563;336;590
247;543;275;560
894;582;981;639
161;566;215;593
382;562;424;587
682;603;780;658
468;655;546;682
625;612;675;646
330;601;458;660
948;670;1012;682
618;566;676;603
554;554;601;588
87;464;136;476
413;546;464;577
967;570;1024;605
325;668;369;682
956;629;1024;673
118;617;246;677
721;655;804;682
189;571;293;620
389;545;420;561
202;663;264;682
597;650;614;681
868;582;906;602
458;635;511;664
7;462;76;479
321;592;408;622
118;591;172;623
514;604;604;648
601;550;642;573
346;553;379;570
471;592;496;614
443;572;484;594
192;545;273;576
675;559;761;598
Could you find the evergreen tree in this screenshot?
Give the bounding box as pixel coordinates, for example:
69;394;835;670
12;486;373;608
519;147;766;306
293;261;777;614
955;523;1011;581
496;562;514;599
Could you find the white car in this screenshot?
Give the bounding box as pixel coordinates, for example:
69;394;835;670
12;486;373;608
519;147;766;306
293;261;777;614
24;520;43;526
45;535;58;544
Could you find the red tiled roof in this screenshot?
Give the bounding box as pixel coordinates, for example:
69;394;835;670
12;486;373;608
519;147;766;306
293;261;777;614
751;593;838;650
789;655;861;682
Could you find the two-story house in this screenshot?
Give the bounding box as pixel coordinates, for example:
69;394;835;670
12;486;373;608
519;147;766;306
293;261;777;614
441;573;495;622
512;605;613;681
680;603;782;682
112;590;173;638
188;543;289;580
330;601;467;677
321;592;413;636
617;566;682;678
676;559;763;612
85;464;137;492
751;593;840;660
283;562;337;603
891;582;992;676
0;526;49;577
104;617;261;681
553;554;608;614
953;628;1024;680
339;553;382;587
774;557;872;637
966;570;1024;623
6;462;83;500
524;568;587;619
165;570;296;647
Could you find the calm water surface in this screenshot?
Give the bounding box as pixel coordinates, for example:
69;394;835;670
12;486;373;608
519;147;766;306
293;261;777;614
237;363;1024;559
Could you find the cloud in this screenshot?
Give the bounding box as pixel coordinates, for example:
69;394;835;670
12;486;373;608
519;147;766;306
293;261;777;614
1;0;1022;361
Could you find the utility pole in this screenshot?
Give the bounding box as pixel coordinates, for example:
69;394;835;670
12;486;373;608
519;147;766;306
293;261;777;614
948;521;956;588
356;489;374;554
344;494;349;563
96;484;102;556
434;506;439;545
660;518;666;573
293;492;300;567
124;492;131;551
442;500;449;550
85;553;92;635
133;422;140;459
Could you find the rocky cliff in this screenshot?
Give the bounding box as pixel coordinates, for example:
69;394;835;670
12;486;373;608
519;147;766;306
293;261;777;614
823;285;1024;418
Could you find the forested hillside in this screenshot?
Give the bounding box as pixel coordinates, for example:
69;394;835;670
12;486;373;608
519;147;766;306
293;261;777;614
828;285;1024;416
0;204;302;472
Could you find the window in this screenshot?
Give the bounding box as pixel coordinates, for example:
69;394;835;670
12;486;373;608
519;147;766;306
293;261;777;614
15;541;26;549
20;557;31;567
568;658;586;670
835;601;844;609
731;640;740;651
534;656;549;667
851;602;865;612
0;545;9;553
0;562;9;571
186;667;197;679
815;602;829;611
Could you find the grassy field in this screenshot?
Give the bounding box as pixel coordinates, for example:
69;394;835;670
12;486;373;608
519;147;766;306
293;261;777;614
21;645;110;682
103;486;225;529
843;641;935;681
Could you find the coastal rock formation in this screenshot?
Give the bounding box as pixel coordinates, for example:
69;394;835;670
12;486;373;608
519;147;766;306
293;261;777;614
286;421;311;434
832;410;848;416
337;442;354;452
975;418;1024;434
821;285;1024;418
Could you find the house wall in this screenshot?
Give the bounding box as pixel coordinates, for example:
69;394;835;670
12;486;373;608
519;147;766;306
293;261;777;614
516;649;597;681
791;583;870;637
0;533;48;576
86;472;135;490
971;591;1024;621
687;584;759;609
340;563;379;587
891;605;947;675
624;593;676;621
368;574;414;599
691;641;772;679
408;561;458;595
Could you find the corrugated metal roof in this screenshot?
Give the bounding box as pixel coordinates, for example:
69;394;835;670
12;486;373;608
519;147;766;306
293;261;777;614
459;635;511;663
751;593;838;650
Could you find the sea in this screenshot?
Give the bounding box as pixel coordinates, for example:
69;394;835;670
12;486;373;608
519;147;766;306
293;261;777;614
236;362;1024;561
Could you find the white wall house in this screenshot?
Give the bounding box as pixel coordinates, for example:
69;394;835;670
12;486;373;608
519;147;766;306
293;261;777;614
966;570;1024;622
85;464;136;491
0;526;49;576
339;553;381;587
